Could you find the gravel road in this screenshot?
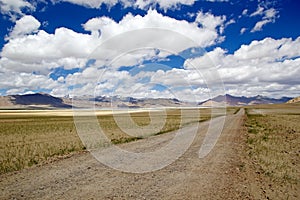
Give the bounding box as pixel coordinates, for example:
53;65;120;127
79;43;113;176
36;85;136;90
1;109;249;199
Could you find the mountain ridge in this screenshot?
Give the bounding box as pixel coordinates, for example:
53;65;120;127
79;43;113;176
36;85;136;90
286;96;300;104
199;94;293;106
0;93;295;108
0;93;71;109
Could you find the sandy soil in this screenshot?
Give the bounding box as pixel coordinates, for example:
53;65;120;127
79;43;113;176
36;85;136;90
0;109;253;199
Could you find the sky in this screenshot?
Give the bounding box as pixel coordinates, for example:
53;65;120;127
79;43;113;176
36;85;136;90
0;0;299;101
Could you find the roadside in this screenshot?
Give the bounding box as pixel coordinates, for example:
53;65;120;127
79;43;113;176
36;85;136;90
2;107;297;199
242;107;299;200
1;109;248;199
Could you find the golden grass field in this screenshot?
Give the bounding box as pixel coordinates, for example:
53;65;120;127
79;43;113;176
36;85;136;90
0;114;83;174
244;103;299;199
0;107;237;174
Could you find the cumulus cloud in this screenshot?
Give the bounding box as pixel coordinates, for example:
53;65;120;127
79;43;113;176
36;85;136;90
84;9;208;39
233;37;300;60
242;9;248;16
0;2;295;99
205;0;228;2
57;0;196;11
0;0;35;21
0;69;60;95
83;10;221;54
195;11;226;34
1;28;97;71
250;6;265;17
66;64;214;101
56;0;118;8
7;15;41;39
250;7;279;32
133;0;195;11
251;19;270;32
225;19;235;26
184;37;300;98
0;10;226;98
1;10;222;71
240;27;247;34
264;8;278;19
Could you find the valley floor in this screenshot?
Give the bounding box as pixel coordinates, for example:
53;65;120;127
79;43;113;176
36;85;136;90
0;108;298;199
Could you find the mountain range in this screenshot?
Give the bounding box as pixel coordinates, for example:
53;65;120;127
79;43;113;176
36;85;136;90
0;93;71;109
199;94;293;106
287;96;300;104
0;93;296;109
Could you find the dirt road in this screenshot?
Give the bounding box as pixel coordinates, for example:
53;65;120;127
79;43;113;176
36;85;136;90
0;109;249;199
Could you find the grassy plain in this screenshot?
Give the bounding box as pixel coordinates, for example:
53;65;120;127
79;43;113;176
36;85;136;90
244;103;299;199
0;115;83;174
0;107;237;174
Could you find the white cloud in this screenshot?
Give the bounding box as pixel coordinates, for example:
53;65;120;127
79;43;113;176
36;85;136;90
195;11;226;33
233;37;300;60
8;15;41;39
240;27;247;34
250;7;279;32
251;19;271;32
0;2;295;99
0;0;35;21
1;10;221;71
205;0;228;2
56;0;118;8
1;28;97;71
184;37;300;98
225;19;235;26
84;9;221;47
0;70;60;95
264;8;277;19
63;57;219;101
83;10;223;68
242;9;248;16
135;0;195;11
184;47;226;70
57;0;196;11
0;10;225;97
250;6;264;17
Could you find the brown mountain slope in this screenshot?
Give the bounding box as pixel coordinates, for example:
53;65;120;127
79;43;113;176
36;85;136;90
287;96;300;103
0;93;71;108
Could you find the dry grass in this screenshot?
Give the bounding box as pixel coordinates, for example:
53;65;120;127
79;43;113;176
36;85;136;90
100;109;210;144
0;115;84;174
245;106;299;198
0;107;238;174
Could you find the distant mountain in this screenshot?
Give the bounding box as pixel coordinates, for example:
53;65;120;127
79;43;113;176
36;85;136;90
286;96;300;104
199;94;293;106
71;95;193;108
0;93;295;109
0;93;71;109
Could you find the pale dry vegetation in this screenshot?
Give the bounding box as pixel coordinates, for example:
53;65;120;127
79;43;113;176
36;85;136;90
0;107;238;174
245;105;299;199
0;115;84;174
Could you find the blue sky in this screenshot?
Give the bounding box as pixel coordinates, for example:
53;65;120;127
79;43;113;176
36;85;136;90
0;0;299;101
